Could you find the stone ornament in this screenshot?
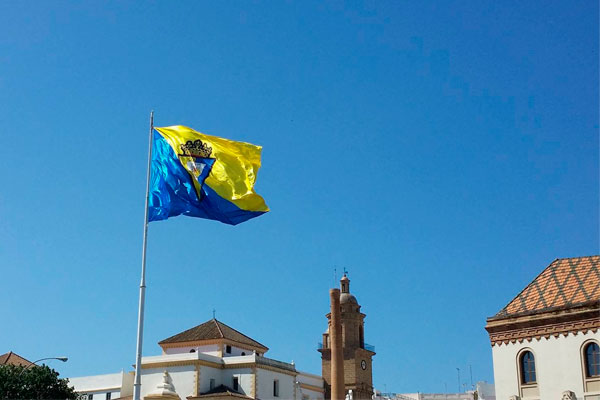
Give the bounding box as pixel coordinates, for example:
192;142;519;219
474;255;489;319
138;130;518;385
561;390;576;400
144;371;179;400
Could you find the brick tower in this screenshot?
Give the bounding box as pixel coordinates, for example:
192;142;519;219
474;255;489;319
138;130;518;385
319;273;375;400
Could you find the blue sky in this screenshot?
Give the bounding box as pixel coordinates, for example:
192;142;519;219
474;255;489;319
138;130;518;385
0;0;597;394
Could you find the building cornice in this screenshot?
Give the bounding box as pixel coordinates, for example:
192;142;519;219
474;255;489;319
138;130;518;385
142;359;222;369
299;383;325;393
485;304;599;346
141;358;297;377
253;363;297;377
159;338;267;353
78;386;121;393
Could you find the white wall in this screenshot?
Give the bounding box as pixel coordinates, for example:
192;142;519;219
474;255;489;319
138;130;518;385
68;372;126;400
298;386;324;400
69;372;123;392
68;349;322;400
165;344;220;357
256;368;296;400
492;332;598;400
297;371;325;400
224;345;254;357
77;390;120;400
164;343;255;357
221;367;253;396
141;366;197;400
475;381;495;400
198;364;223;394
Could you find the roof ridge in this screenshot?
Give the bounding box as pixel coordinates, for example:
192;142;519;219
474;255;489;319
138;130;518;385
214;319;225;339
215;320;268;349
556;255;600;261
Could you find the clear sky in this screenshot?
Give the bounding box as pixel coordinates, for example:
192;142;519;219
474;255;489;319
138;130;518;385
0;0;597;394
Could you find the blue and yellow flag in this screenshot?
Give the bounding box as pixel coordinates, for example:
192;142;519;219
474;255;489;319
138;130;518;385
149;126;268;225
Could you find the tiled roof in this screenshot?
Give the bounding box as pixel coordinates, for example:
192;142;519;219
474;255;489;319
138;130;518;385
159;319;268;350
0;351;32;366
494;255;600;318
190;385;254;400
200;384;240;395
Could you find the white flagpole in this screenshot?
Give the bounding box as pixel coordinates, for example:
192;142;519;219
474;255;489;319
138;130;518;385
133;110;154;400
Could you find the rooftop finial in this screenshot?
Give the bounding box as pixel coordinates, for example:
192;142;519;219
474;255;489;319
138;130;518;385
212;308;216;319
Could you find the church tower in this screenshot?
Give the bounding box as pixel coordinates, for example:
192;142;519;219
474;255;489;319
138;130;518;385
318;273;375;400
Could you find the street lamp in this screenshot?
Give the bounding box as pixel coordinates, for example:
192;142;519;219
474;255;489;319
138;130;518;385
18;357;68;376
456;367;461;393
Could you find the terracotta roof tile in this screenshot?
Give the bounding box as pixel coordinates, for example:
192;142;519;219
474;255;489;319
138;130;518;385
495;255;600;317
158;319;268;351
0;351;32;366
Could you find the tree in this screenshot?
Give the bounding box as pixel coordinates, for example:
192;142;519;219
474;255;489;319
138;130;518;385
0;364;79;400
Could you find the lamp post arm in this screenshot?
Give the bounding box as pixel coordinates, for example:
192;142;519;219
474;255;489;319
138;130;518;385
17;357;68;376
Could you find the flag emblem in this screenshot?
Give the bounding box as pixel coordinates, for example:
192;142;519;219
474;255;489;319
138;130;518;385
149;126;268;225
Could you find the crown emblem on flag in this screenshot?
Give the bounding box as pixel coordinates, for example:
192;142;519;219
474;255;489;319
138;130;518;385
180;139;213;158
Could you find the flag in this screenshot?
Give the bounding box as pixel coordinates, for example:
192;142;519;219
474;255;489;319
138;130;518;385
149;125;269;225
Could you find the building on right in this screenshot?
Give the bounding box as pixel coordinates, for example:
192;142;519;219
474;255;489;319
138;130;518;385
485;255;600;400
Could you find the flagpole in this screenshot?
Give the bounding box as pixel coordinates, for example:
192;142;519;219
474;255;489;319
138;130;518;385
133;110;154;400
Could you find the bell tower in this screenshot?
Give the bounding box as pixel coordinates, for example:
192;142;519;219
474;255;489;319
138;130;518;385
318;273;375;400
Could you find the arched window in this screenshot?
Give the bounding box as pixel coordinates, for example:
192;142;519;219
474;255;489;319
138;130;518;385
520;351;536;384
585;342;600;377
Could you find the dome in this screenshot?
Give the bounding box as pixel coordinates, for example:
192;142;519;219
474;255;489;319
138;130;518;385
340;292;358;304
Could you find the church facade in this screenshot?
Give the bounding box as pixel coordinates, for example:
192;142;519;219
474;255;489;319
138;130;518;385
485;256;600;400
69;274;375;400
70;319;324;400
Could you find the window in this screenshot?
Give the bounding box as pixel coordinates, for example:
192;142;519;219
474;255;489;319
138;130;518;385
273;379;279;397
106;393;111;400
226;345;232;354
233;377;239;391
209;378;215;390
359;325;364;348
520;351;536;384
585;342;600;377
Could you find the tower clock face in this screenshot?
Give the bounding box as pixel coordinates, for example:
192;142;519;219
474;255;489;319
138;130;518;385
361;360;367;370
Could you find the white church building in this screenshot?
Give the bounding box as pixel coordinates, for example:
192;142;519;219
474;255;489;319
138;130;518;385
69;319;324;400
485;255;599;400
